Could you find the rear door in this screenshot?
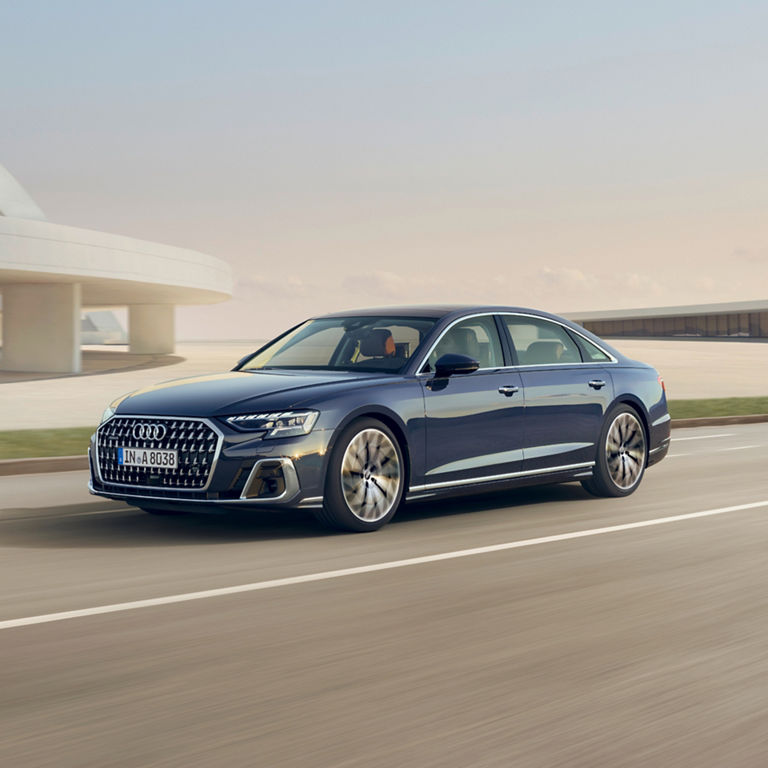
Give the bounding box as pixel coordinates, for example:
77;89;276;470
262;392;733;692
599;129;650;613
500;315;614;472
417;315;525;489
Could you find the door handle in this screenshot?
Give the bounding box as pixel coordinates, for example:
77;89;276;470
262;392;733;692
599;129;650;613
498;385;519;397
588;379;606;390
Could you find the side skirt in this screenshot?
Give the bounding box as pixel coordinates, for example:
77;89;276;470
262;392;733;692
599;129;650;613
405;464;595;503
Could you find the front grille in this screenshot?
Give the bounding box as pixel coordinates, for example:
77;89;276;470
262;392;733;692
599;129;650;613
96;417;220;490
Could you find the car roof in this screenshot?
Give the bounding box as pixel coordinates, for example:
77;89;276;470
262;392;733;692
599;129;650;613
315;305;555;320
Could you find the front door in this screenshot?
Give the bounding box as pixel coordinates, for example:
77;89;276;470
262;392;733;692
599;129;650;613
418;315;525;489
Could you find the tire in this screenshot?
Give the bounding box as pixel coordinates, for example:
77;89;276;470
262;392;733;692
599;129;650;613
581;404;647;498
315;418;406;532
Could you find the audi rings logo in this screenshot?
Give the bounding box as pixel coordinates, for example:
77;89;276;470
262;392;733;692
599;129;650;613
132;423;167;441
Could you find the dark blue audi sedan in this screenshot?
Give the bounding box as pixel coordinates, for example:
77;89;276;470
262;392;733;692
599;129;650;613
89;306;670;531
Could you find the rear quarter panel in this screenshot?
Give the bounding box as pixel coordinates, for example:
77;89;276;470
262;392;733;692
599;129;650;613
608;364;670;456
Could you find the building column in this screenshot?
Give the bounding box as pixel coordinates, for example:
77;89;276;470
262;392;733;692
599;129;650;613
128;304;175;354
0;283;82;373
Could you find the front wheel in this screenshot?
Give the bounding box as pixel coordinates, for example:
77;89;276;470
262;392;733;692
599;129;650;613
315;418;405;532
581;405;647;498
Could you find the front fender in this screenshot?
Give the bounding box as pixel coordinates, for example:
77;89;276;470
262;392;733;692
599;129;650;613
312;382;427;492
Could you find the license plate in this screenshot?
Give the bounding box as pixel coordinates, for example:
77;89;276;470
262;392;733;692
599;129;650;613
118;447;178;469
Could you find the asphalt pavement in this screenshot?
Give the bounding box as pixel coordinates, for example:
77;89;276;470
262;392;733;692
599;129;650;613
1;424;767;767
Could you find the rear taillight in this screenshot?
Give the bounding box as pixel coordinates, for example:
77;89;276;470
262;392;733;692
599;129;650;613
658;375;666;393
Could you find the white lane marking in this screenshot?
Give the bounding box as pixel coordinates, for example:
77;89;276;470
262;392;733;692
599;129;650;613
667;444;764;458
1;500;767;631
672;434;734;442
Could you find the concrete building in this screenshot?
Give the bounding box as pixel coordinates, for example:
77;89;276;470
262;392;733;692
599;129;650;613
568;300;768;340
0;164;232;373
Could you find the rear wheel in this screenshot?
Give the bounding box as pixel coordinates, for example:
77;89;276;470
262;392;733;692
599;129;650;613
581;404;647;497
315;418;405;532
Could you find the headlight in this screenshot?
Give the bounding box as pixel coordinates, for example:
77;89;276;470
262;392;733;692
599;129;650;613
99;391;135;425
100;404;117;424
225;410;319;438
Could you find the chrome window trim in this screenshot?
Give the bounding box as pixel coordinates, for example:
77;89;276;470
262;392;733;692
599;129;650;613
408;461;595;492
414;311;617;374
415;312;506;375
94;414;224;493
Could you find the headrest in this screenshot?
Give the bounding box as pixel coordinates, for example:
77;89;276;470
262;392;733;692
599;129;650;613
525;340;564;364
451;328;479;348
360;328;396;357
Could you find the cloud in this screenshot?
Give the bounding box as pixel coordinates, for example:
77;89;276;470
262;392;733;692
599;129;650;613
181;249;768;340
538;266;589;287
531;264;670;311
236;274;311;299
340;270;443;302
235;262;672;318
731;247;767;264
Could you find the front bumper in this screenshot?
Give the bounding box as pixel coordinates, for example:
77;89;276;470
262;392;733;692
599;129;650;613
89;417;333;510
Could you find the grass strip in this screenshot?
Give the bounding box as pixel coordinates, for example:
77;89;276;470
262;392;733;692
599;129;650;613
0;427;95;460
1;396;768;460
667;397;768;420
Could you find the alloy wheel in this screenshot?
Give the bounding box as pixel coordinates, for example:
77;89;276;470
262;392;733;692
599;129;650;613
605;412;646;490
340;428;402;522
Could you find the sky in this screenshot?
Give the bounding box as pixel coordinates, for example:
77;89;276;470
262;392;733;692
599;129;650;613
1;0;767;339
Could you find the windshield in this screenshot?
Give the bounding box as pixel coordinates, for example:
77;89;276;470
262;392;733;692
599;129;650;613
238;315;439;373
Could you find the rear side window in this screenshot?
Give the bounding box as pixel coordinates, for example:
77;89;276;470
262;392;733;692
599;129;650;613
503;317;582;365
575;334;611;362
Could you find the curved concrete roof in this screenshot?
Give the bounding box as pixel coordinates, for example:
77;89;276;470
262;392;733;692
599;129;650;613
0;164;46;220
0;163;232;306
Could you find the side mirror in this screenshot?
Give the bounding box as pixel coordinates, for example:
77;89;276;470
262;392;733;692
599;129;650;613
434;353;480;377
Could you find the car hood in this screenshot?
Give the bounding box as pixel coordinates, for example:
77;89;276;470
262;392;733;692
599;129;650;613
116;370;388;417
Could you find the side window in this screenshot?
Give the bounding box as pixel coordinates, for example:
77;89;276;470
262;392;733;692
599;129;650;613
426;316;503;371
504;317;582;365
575;334;611;362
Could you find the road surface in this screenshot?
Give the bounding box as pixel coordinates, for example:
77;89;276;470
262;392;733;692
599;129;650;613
1;424;767;767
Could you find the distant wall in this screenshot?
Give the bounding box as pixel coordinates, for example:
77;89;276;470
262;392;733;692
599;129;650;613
579;311;768;339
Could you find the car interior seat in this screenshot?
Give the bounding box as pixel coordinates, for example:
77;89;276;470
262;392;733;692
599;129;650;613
524;340;566;364
451;328;482;362
360;328;396;358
